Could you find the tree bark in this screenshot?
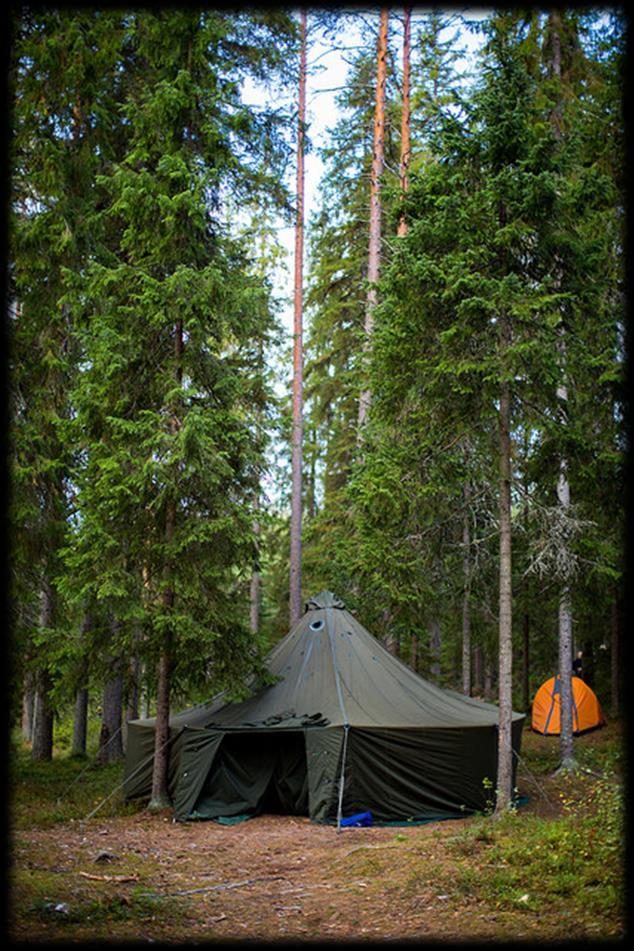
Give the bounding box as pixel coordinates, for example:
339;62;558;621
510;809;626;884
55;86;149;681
548;10;576;772
150;496;176;808
397;6;411;237
610;593;620;717
557;576;575;769
461;476;472;696
410;631;418;672
98;618;124;765
383;608;398;656
98;670;124;764
22;670;35;743
289;8;307;628
429;617;441;680
521;433;531;714
358;7;389;433
72;609;93;757
149;638;172;810
495;293;514;815
149;315;183;809
72;687;89;757
484;660;493;702
125;643;141;752
31;583;55;761
473;644;482;696
127;659;140;725
250;514;261;636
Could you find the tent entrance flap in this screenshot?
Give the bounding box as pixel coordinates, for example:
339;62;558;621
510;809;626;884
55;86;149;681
188;730;309;821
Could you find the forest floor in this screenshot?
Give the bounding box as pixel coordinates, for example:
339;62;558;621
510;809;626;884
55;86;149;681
9;721;626;945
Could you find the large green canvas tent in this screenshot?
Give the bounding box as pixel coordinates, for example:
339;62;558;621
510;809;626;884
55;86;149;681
124;592;525;824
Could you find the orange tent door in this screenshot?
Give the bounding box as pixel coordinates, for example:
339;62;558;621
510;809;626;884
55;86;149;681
531;676;604;735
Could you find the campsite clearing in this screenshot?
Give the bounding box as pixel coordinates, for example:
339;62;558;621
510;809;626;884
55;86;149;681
9;721;624;943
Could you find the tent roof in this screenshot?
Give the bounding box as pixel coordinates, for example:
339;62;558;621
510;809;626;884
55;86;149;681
305;590;345;610
133;591;524;732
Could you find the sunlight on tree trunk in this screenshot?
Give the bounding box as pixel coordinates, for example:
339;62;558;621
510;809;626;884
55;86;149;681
397;6;411;238
358;7;389;434
290;9;307;628
495;299;514;815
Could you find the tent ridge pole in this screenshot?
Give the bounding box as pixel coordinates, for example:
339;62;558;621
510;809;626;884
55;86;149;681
325;606;350;833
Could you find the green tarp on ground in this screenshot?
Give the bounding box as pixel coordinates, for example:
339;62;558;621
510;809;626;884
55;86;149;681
124;591;525;824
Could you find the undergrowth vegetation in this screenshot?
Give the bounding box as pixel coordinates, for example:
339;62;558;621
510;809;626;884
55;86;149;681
448;775;623;919
444;724;625;927
9;720;626;942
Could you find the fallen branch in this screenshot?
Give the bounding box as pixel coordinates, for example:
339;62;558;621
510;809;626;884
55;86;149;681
140;874;290;899
78;872;139;884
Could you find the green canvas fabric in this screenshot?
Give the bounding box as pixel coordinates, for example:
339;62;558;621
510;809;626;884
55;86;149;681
175;728;309;822
123;721;189;802
173;728;224;820
124;591;525;823
305;727;346;823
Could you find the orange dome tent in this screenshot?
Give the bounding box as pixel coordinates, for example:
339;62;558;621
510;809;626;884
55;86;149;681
531;675;605;735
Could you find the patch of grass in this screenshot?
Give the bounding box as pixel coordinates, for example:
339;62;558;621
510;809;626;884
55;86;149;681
442;768;624;924
26;892;169;926
10;741;139;829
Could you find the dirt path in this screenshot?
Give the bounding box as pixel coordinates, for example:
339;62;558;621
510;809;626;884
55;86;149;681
10;805;608;943
10;723;623;942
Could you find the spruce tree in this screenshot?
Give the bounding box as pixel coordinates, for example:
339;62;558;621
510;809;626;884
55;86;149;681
60;10;296;802
9;9;127;756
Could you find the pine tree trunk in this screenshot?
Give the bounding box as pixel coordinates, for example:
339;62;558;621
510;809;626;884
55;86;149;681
141;566;151;720
397;6;411;238
127;658;140;725
557;577;575;769
383;608;398;656
522;609;530;715
98;635;124;765
462;477;472;696
358;7;389;433
98;672;123;764
429;617;441;680
554;270;575;768
150;504;175;809
150;641;172;811
250;513;261;635
553;271;576;768
610;594;620;717
32;672;55;761
548;9;577;774
31;583;55;761
495;301;514;815
306;428;317;519
22;671;35;743
289;8;307;628
521;442;531;714
473;644;482;696
150;314;183;809
410;632;418;672
484;661;493;702
72;688;89;757
72;609;93;756
125;646;141;752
